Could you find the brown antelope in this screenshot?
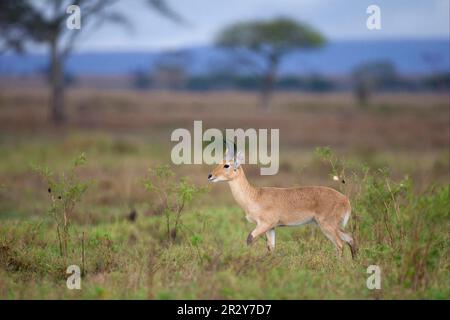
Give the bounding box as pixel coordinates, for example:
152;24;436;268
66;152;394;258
208;149;357;259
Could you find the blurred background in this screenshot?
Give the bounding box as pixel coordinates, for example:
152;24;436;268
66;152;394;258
0;0;449;210
0;0;449;300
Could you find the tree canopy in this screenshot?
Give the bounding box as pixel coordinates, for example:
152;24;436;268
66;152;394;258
216;17;326;111
0;0;182;123
216;17;325;57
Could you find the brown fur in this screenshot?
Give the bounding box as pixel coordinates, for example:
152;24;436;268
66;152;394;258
209;161;357;259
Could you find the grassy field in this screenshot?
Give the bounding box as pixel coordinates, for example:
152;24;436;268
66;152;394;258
0;89;448;299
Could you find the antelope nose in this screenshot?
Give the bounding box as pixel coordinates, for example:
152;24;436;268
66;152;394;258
208;174;212;180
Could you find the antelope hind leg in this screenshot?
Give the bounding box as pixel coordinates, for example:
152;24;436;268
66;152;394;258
317;222;344;257
338;229;357;259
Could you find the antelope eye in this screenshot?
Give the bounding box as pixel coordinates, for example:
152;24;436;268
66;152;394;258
224;164;230;168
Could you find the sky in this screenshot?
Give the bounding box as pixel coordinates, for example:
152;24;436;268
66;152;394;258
45;0;450;52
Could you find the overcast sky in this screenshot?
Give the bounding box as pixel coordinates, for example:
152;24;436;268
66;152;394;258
74;0;449;52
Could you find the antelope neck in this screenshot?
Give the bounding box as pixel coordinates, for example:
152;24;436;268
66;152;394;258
228;168;258;209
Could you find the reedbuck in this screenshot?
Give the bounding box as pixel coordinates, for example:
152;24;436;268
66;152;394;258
208;149;357;259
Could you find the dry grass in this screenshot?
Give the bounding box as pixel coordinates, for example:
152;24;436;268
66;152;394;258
0;89;448;149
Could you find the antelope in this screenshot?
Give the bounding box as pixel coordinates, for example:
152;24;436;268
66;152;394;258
208;149;357;259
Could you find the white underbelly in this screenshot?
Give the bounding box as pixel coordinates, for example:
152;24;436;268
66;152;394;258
283;217;315;227
245;215;256;223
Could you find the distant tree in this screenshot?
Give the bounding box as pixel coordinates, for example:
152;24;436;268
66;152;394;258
152;64;187;90
0;0;181;124
133;70;151;90
422;72;450;91
152;51;189;90
216;17;326;111
352;61;397;105
302;74;335;92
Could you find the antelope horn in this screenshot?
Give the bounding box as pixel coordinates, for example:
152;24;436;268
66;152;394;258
223;139;235;161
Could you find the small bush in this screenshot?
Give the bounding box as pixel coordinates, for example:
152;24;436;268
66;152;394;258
316;146;449;292
143;165;208;243
32;153;89;258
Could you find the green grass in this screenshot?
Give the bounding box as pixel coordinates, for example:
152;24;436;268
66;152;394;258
0;133;448;299
1;196;448;299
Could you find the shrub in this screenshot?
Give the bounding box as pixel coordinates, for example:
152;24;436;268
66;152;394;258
143;165;208;243
315;146;449;291
32;153;89;258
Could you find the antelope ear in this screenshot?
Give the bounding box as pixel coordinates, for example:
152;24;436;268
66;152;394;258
234;151;244;169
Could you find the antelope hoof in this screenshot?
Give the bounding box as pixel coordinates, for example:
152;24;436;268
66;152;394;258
246;233;253;246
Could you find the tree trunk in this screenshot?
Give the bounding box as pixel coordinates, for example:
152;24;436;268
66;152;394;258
50;38;66;124
260;54;278;112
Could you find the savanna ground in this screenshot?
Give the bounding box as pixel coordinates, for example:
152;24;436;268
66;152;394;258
0;89;448;299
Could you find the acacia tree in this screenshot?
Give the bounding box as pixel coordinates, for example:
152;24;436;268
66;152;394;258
0;0;181;124
216;18;325;111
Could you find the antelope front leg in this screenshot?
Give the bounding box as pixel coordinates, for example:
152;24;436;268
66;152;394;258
265;228;276;252
247;223;272;246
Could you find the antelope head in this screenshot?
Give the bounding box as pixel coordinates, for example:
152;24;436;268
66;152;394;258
208;147;244;183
